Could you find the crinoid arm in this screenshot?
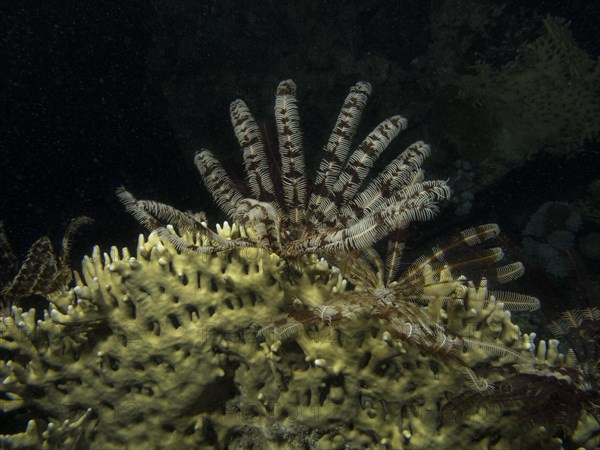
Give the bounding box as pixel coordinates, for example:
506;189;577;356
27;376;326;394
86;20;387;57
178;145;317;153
308;81;372;221
395;223;540;313
116;186;239;253
230;98;278;206
59;216;94;266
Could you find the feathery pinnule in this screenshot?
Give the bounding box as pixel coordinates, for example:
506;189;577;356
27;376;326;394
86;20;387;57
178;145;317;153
309;81;371;220
341;140;431;219
275;80;306;225
230;99;278;207
194;149;245;219
116;186;234;253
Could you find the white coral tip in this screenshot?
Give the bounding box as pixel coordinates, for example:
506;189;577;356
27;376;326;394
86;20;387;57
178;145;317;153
314;358;327;368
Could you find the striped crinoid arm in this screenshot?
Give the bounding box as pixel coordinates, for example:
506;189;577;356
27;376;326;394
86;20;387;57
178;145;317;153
374;291;443;334
233;198;282;249
116;186;162;230
394;224;539;312
308;81;372;223
331;248;385;291
302;182;450;254
470;262;541;312
338;179;451;231
59;216;94;266
258;298;368;344
340;141;433;222
378;304;465;362
318;115;409;224
1;217;93;302
384;228;409;286
450;225;526;287
397;224;502;288
275;80;307;225
194;149;245;220
230;99;280;210
116;187;236;252
488;291;540;312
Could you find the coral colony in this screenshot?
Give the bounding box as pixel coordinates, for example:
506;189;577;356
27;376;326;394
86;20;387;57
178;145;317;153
1;81;599;449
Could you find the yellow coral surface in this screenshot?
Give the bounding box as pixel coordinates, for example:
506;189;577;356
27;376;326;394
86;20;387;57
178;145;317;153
2;225;594;449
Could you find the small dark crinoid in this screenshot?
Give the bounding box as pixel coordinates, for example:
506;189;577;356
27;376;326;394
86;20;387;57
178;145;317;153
0;217;93;316
442;307;600;440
